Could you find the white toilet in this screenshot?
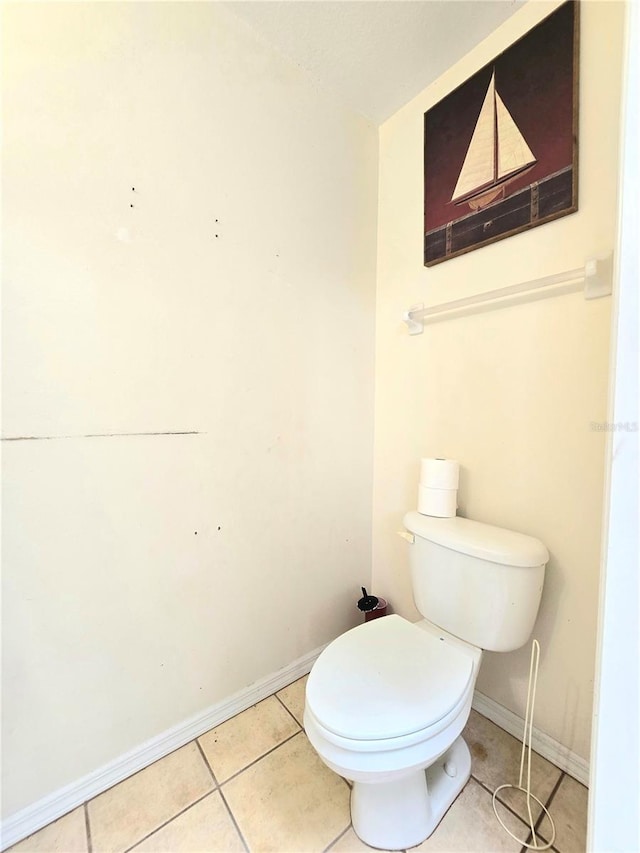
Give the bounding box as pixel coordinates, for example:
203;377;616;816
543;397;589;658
304;511;548;850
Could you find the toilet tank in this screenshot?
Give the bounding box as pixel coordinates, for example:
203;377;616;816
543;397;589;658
403;512;548;652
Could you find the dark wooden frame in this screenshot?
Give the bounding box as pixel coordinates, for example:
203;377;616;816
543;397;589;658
424;0;579;268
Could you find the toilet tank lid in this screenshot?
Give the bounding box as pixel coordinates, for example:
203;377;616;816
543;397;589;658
403;511;549;568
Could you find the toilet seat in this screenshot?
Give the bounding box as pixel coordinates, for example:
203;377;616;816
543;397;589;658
306;615;475;742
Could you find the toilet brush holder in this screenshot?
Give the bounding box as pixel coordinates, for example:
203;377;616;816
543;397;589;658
356;587;388;621
492;639;556;850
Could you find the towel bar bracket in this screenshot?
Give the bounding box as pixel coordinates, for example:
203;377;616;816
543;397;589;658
584;255;613;300
402;303;425;336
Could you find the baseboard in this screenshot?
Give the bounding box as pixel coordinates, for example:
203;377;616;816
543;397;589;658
0;645;326;851
2;653;590;850
472;689;590;786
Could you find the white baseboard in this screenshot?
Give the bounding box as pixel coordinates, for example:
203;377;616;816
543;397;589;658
2;653;589;850
472;689;590;786
0;645;326;851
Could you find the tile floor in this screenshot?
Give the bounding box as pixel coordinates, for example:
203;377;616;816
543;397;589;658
7;676;588;853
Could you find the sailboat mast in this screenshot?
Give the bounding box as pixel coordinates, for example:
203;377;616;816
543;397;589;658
492;70;499;183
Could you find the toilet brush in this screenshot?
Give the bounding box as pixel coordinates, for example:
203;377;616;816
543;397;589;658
492;639;556;850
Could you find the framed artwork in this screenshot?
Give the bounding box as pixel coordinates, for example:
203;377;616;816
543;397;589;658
424;0;579;267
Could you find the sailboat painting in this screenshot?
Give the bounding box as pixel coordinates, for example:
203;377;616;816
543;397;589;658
424;1;578;267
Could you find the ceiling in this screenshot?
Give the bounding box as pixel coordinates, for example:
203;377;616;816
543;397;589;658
223;1;524;124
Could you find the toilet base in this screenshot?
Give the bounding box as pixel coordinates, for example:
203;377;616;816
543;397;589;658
350;736;471;850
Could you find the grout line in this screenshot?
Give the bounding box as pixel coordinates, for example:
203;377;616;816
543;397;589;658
83;803;92;853
216;787;250;853
83;739;207;805
471;775;534;829
520;827;536;849
192;741;253;853
504;770;566;852
271;673;349;798
326;824;408;853
273;689;304;729
120;790;215;853
219;730;303;786
322;823;352;852
544;771;565;812
529;771;565;848
195;739;220;788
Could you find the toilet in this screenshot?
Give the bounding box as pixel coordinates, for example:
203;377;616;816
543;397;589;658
304;510;549;850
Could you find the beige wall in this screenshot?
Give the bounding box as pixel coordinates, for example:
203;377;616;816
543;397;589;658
1;2;377;817
373;0;625;762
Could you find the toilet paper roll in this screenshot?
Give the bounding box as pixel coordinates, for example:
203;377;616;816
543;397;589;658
418;485;457;518
420;458;459;490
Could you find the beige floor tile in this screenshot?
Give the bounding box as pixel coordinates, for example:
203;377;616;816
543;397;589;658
328;826;395;852
276;675;308;726
411;778;528;851
223;731;350;852
87;742;214;853
463;710;562;825
536;775;588;853
198;695;300;782
129;791;244;853
6;807;87;853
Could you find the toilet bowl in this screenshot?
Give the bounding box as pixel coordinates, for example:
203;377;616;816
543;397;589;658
304;512;549;850
304;615;482;850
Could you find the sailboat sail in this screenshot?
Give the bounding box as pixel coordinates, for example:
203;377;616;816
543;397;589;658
495;93;536;179
451;73;496;202
451;70;536;206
